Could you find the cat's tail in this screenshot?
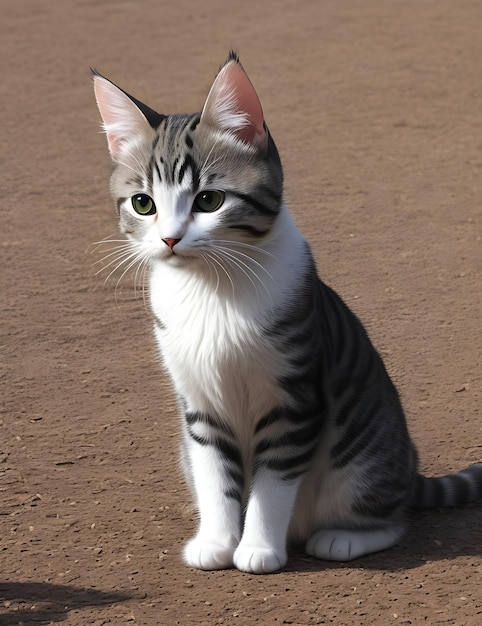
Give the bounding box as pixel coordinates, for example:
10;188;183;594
411;463;482;508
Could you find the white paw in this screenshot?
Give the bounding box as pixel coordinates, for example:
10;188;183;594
184;537;237;570
233;544;287;574
306;526;404;561
306;529;359;561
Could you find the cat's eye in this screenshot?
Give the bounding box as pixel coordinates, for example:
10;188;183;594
132;194;156;216
193;190;225;213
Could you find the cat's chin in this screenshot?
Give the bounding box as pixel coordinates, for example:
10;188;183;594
157;251;198;267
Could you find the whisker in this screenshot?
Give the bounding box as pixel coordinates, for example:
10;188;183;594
134;254;151;302
102;249;143;284
201;251;221;294
213;246;259;294
139;257;151;309
215;239;279;262
91;233;127;246
113;249;150;297
211;244;274;307
94;247;139;277
204;249;235;297
93;244;134;266
215;244;275;282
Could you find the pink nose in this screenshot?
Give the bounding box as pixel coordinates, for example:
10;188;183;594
162;238;181;250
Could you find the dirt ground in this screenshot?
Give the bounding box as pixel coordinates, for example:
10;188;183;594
1;0;481;624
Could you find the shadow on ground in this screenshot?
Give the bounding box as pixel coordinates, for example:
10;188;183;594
286;503;482;573
0;581;132;625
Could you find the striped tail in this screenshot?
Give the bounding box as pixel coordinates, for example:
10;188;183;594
412;463;482;508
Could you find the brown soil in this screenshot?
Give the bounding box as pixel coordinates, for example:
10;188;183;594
1;1;481;624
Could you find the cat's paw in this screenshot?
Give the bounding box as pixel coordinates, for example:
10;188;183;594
184;537;237;570
306;526;404;561
233;544;287;574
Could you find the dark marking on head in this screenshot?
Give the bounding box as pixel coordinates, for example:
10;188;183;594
126;175;143;188
177;154;200;192
171;157;179;184
154;159;162;183
116;196;128;215
228;224;269;237
232;191;280;216
189;115;201;132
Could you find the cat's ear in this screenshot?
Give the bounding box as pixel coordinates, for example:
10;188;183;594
92;70;159;161
201;55;268;152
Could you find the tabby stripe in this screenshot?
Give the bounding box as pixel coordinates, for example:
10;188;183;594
228;224;269;237
255;420;320;456
255;408;284;433
185;412;243;470
413;465;482;508
354;492;406;518
335;386;360;427
177;154;200;191
116;197;128;214
187;428;243;468
262;185;282;205
170;157;179;184
177;155;189;186
255;444;317;476
232;191;279;216
185;411;234;436
256;406;321;437
126;175;144;188
227;466;244;486
153;159;162;183
189;115;201;132
331;395;383;465
224;487;242;502
333;419;386;470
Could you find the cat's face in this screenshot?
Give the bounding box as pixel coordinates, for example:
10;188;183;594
94;54;283;269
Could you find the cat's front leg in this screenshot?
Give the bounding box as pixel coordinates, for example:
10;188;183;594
183;411;243;570
234;407;318;574
234;469;301;574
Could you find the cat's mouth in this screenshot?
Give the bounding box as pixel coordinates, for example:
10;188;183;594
160;248;198;265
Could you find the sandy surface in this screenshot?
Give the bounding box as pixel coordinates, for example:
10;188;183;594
1;1;481;624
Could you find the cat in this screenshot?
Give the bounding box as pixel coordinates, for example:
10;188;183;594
92;52;482;574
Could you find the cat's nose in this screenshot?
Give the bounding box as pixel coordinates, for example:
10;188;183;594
162;238;181;250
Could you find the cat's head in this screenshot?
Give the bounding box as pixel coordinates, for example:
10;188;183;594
93;52;283;269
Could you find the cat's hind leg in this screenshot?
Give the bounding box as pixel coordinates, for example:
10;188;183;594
305;524;405;561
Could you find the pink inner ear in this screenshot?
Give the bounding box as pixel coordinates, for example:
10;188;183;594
226;62;266;146
94;76;150;161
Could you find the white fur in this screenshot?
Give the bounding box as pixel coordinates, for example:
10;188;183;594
149;205;304;422
306;526;405;561
149;205;311;572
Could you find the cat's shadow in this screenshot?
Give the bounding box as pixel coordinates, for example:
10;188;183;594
286;504;482;573
0;582;132;625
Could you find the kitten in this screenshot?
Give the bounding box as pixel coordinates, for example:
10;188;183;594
93;52;482;574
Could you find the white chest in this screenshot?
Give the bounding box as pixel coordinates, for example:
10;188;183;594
149;264;287;424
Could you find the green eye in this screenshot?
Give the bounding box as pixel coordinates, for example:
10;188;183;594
193;190;225;213
132;194;156;215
